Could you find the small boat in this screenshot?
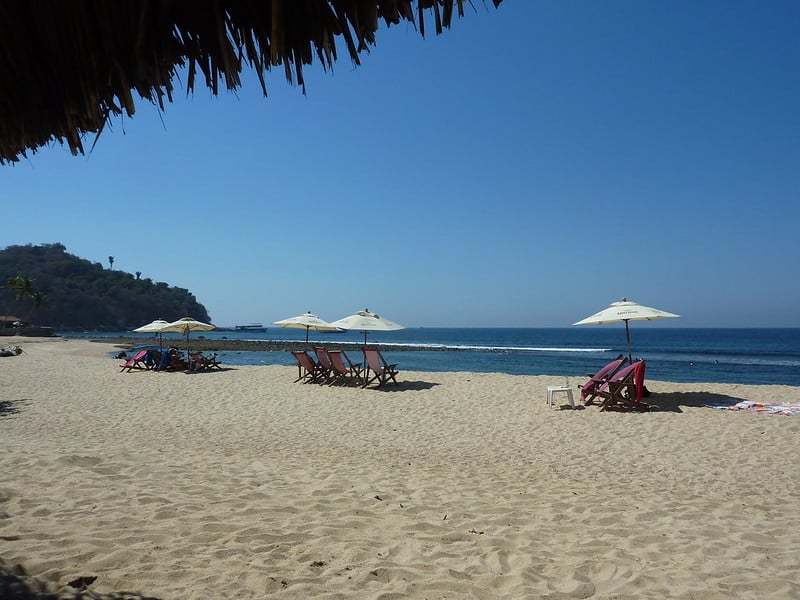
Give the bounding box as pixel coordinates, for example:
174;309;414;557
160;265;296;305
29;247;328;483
234;323;267;332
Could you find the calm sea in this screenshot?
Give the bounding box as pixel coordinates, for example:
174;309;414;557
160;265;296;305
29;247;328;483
69;327;800;386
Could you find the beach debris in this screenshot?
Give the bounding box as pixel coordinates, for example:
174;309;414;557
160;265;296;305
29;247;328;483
468;529;485;535
268;576;288;588
67;575;97;590
374;494;382;501
310;560;326;568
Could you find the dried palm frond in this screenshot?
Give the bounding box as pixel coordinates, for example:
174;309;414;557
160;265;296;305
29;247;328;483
0;0;502;164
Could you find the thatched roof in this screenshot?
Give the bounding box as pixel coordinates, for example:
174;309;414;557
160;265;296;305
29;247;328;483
0;0;502;164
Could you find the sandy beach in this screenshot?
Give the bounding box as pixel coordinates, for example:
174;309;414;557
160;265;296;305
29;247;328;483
1;339;799;599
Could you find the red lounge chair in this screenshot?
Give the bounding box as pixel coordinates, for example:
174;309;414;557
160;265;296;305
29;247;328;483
580;355;626;405
291;350;325;383
595;360;649;411
313;347;334;383
362;347;399;388
327;349;365;386
119;349;148;372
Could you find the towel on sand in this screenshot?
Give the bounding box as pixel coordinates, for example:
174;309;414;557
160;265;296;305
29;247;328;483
706;399;800;416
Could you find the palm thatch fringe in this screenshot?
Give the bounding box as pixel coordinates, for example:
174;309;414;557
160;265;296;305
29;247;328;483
0;0;502;164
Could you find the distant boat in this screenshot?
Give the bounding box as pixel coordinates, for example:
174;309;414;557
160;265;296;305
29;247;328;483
234;323;267;332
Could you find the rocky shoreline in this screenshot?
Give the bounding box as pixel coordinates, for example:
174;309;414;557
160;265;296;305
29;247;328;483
89;336;444;353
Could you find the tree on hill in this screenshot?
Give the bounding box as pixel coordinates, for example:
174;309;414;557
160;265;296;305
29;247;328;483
0;243;211;330
6;275;44;308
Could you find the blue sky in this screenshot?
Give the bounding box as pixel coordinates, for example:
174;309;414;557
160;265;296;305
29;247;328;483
2;1;798;328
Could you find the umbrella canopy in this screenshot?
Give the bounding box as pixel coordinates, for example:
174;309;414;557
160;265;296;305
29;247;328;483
573;298;680;363
160;317;215;357
329;309;405;344
133;318;170;333
273;311;340;344
133;318;170;349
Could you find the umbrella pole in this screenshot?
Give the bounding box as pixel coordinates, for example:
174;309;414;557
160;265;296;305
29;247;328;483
362;330;368;370
305;326;309;345
624;319;632;364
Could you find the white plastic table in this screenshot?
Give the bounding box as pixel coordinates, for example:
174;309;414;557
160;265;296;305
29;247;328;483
547;385;575;409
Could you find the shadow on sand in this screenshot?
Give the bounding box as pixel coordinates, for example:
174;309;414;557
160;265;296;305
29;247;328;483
647;391;747;413
0;560;161;600
366;380;440;392
0;399;27;418
179;366;236;375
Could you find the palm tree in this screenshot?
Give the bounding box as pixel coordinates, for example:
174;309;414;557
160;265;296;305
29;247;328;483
5;276;44;328
108;256;114;269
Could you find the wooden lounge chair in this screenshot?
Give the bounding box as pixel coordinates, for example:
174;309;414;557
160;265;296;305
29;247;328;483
313;347;335;383
189;351;222;370
362;347;399;388
292;350;325;383
327;349;365;386
595;360;649;412
119;349;149;372
579;355;626;405
155;348;189;372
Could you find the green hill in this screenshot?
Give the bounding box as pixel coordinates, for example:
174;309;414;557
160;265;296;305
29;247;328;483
0;243;211;330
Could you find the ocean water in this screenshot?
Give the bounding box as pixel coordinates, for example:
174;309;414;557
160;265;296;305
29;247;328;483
71;327;800;386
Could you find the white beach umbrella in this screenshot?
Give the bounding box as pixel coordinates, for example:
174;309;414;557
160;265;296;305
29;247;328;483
573;298;680;363
160;317;215;357
273;311;340;344
329;308;405;344
132;318;170;348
